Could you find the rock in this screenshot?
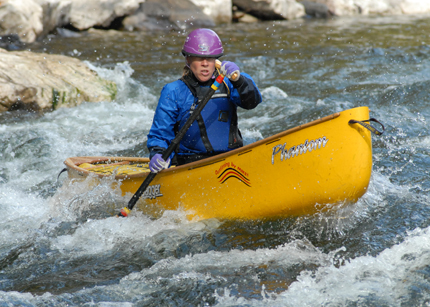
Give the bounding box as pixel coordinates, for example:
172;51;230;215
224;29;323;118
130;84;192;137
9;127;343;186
35;0;72;38
232;0;306;20
0;0;43;43
312;0;430;16
299;0;333;17
360;0;401;15
233;8;260;23
122;1;176;31
123;0;215;32
363;0;430;15
189;0;233;23
399;0;430;14
0;34;25;51
311;0;359;15
0;49;117;113
2;0;430;46
68;0;142;30
55;27;82;38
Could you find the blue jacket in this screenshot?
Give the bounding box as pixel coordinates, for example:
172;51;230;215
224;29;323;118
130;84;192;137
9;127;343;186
147;72;262;161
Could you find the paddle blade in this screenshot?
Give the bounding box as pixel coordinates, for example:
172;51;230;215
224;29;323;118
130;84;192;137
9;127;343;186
117;207;130;217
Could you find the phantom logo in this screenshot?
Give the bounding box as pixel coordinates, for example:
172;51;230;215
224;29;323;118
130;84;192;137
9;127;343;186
272;136;329;164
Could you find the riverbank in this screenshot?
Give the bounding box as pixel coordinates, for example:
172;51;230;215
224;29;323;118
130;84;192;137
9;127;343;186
1;0;430;46
1;0;429;113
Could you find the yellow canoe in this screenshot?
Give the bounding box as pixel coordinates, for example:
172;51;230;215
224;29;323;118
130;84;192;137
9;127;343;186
64;106;379;220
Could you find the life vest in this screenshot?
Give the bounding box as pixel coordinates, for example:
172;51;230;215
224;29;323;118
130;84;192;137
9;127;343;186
177;73;243;156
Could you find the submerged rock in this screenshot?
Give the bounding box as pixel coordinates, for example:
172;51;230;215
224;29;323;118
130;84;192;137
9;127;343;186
0;49;117;113
0;34;25;50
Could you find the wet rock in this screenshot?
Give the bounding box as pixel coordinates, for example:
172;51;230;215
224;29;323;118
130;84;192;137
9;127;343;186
123;0;215;32
299;1;333;18
364;0;430;15
232;0;306;20
2;0;430;45
311;0;360;15
0;0;43;43
233;7;260;23
0;49;117;113
190;0;233;23
0;0;142;43
55;27;82;38
0;34;25;51
313;0;430;16
36;0;72;38
123;1;178;31
399;0;430;14
67;0;141;30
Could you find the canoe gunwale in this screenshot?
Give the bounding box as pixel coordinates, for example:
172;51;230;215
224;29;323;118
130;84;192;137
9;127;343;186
64;156;150;179
65;111;342;179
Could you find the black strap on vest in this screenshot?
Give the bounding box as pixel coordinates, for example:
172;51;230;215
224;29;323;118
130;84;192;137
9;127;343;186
180;75;216;153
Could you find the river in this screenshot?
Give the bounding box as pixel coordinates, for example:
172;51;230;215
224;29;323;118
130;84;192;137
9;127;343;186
1;14;430;306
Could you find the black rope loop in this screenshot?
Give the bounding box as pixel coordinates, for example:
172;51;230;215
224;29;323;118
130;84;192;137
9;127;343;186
349;118;385;136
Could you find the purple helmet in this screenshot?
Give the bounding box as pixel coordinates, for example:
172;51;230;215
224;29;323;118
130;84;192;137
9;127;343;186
182;28;224;58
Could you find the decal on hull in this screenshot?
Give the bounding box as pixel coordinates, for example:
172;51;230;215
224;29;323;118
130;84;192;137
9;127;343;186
215;162;251;187
142;184;163;199
272;136;329;164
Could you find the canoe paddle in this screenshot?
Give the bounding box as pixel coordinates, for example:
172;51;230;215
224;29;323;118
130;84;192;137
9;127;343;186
117;60;235;217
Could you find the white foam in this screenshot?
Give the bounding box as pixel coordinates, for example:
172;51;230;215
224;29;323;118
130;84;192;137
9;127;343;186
123;238;329;282
261;86;288;100
0;187;50;253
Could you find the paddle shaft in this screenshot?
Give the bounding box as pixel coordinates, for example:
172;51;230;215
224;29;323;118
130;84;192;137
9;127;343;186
118;61;227;217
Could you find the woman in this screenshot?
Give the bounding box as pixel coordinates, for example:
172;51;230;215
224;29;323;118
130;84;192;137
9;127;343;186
147;28;262;173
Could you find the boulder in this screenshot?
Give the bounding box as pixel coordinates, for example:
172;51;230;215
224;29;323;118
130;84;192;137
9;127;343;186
360;0;402;15
68;0;142;30
122;1;176;31
309;0;359;15
2;0;430;46
0;49;117;113
233;8;260;23
190;0;233;23
232;0;305;20
34;0;72;38
0;0;43;43
123;0;215;31
399;0;430;14
313;0;430;16
299;0;333;17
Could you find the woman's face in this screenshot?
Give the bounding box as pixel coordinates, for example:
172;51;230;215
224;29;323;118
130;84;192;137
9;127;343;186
187;56;216;83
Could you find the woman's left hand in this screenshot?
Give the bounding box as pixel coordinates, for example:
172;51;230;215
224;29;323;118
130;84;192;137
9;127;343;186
149;154;170;173
220;61;240;81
